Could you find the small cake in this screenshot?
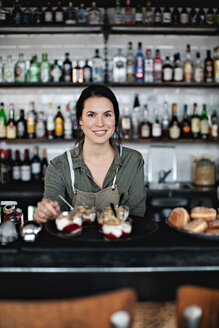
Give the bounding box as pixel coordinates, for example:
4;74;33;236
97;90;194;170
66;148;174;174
184;218;208;233
55;211;82;234
168;207;190;229
76;206;96;224
190;207;217;221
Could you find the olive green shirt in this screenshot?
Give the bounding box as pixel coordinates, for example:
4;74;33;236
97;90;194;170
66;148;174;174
44;144;146;217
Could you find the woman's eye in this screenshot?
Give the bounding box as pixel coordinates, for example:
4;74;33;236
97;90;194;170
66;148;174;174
105;113;112;117
87;113;95;117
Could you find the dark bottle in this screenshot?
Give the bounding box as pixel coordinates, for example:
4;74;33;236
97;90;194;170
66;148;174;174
77;2;87;24
17;109;27;138
44;1;54;24
55;1;64;24
189;8;198;25
31;145;41;180
12;149;21;181
23;1;33;24
180;7;189;25
41;148;48;180
65;1;76;24
197;8;206;25
51;59;62;82
6;104;16;139
154;7;162;25
209;110;218;140
21;149;31;182
140;104;151;139
62;52;72;82
162;52;173;82
173;53;183;82
162;7;171;24
169;103;180;140
72;60;83;83
0;1;10;25
206;8;215;25
83;59;92;82
171;7;180;24
12;0;23;25
55;105;64;138
5;149;13;182
161;101;170;138
181;104;191;138
204;49;214;82
191;102;200;138
33;2;44;24
0;150;9;184
200;104;209;139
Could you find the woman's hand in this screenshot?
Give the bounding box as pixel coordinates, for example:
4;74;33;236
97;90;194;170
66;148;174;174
34;198;60;224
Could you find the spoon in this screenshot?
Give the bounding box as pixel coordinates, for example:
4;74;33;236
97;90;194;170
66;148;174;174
183;305;202;328
58;194;74;211
110;203;117;217
110;311;130;328
119;192;125;206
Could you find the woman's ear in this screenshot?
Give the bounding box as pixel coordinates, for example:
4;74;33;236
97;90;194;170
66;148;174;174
79;119;82;126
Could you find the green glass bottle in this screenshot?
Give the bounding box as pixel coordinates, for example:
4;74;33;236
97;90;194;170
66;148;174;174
29;55;40;83
40;53;51;83
0;102;6;139
200;104;209;140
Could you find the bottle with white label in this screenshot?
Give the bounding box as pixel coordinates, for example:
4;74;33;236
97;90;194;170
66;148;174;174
152;108;162;139
173;53;183;82
144;48;154;82
169;103;180;139
21;149;31;182
64;104;73;139
162;53;173;82
112;48;127;82
31;146;41;180
92;49;103;82
12;149;21;181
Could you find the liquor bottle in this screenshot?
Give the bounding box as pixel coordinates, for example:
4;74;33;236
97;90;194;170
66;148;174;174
209;110;218;140
154;7;162;25
189;8;198;25
162;7;171;24
0;56;2;82
64;104;73;139
162;52;173;82
40;53;51;83
0;0;10;25
41;148;48;180
180;7;189;25
6;103;16;139
200;104;209;139
126;41;134;82
215;8;219;25
135;3;143;24
62;52;72;82
26;101;36;138
181;104;191;138
3;55;14;83
112;48;127;82
206;8;215;25
44;1;54;24
132;94;141;139
120;107;132;139
83;59;92;82
29;55;40;83
31;146;41;180
88;2;101;25
15;53;26;83
161;101;170;138
144;0;153;25
33;2;44;24
135;42;144;82
183;44;194;83
46;103;55;139
5;149;13;182
194;52;204;82
171;7;180;24
173;53;183;82
169;103;180;139
72;60;84;83
92;49;103;82
54;1;64;24
124;0;133;24
197;8;206;25
152;108;162;139
12;150;21;181
23;1;33;24
16;109;27;138
36;111;46;138
114;0;122;25
0;102;6;139
139;104;151;138
191;102;200;138
12;0;23;25
144;48;154;82
55;105;64;138
204;49;214;83
0;150;9;184
65;1;76;24
214;46;219;83
21;149;31;182
153;49;162;82
51;59;62;82
77;2;87;24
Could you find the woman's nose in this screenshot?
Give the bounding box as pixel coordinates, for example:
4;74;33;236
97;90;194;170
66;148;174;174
96;115;104;126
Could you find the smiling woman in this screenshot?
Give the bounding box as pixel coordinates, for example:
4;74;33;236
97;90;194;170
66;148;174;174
34;85;146;224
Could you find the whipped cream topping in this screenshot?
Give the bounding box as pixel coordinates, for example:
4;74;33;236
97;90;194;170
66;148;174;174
56;216;82;231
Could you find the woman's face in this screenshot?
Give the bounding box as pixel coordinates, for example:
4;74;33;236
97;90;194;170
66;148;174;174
79;96;116;145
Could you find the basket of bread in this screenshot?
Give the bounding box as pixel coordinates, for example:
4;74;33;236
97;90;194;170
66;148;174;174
167;206;219;240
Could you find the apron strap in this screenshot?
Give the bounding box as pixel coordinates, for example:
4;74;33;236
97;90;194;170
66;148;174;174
112;146;123;190
67;150;75;193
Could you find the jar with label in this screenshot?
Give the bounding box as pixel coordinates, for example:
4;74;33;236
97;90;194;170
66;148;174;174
194;158;216;186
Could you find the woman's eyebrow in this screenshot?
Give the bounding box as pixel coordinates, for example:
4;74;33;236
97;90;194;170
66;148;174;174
86;109;114;113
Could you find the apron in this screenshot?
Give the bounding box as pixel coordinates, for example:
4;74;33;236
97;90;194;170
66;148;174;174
67;147;122;211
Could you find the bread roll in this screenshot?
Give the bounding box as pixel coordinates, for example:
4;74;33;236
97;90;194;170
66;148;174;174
206;228;219;234
168;207;190;228
184;219;208;233
190;207;216;221
208;219;219;229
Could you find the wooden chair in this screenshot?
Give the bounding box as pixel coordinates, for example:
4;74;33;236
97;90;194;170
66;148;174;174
0;288;137;328
176;285;219;328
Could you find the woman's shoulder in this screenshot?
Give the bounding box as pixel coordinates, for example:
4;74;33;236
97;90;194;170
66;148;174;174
120;146;144;164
